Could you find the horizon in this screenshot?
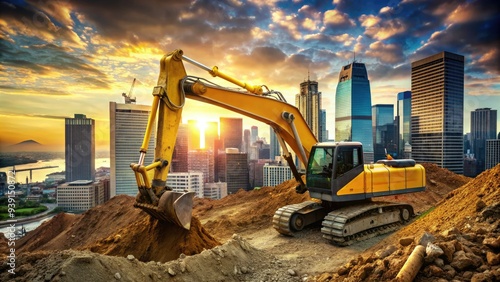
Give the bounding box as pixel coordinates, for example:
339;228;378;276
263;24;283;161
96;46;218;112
1;0;499;151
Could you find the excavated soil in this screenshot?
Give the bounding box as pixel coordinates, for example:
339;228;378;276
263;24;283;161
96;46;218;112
2;162;489;282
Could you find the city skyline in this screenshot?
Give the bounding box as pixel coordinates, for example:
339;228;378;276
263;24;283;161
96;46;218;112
1;0;499;152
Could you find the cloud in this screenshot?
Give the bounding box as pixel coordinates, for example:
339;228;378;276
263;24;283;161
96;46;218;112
366;41;405;64
323;9;355;28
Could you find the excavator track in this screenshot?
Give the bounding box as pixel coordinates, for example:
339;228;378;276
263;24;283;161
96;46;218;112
321;202;413;246
273;201;324;236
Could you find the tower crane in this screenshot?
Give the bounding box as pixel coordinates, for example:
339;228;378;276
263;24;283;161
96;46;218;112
122;78;137;104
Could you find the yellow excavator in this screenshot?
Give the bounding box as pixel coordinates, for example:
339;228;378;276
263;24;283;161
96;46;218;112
130;49;425;245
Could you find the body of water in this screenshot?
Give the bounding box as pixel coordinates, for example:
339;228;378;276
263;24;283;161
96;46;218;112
0;158;110;183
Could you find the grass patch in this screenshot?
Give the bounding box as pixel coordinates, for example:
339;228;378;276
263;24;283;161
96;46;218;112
416;206;435;220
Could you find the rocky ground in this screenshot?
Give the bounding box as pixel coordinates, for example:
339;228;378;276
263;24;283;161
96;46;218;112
1;162;498;282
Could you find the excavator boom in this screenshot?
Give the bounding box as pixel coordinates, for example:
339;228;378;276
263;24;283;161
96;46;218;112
130;49;317;229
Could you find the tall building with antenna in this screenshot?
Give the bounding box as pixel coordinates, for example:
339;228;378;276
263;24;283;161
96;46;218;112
295;74;324;141
109;83;155;196
335;61;374;162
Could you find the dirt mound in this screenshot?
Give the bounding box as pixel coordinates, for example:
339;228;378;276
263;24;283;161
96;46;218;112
1;235;303;282
193;179;311;240
17;195;220;262
312;164;500;281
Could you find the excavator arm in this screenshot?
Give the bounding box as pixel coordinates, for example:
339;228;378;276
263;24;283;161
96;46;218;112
130;49;318;229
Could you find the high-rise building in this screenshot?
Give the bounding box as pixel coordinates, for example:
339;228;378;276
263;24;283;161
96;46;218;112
335;62;373;162
187;120;201;151
188;149;214;183
251;126;258;143
109;102;155;196
171;124;189;172
269;126;281;159
411;51;464;174
204;121;218;150
372;104;396;161
217;149;249;194
220;117;242;150
263;163;293;186
65;114;95;182
243;129;251;154
166;172;204;198
57;180;104;211
397;91;412;158
471;108;497;175
295;79;324;141
320;109;328;142
485;139;500;170
204;182;227;199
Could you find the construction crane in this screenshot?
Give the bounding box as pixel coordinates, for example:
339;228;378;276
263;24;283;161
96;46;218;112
122;78;137;104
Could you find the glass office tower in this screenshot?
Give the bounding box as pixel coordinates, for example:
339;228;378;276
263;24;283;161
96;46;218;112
397;91;412;158
411;51;464;174
335;62;373;162
372;104;395;161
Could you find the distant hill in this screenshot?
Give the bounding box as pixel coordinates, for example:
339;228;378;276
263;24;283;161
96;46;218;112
6;140;46;152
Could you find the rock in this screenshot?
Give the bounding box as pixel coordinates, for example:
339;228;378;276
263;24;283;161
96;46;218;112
418;232;436;246
437;241;456;263
337;264;352;276
435;258;445;267
127;254;135;261
476;200;487;212
486;251;500;266
114;273;121;280
179;253;186;259
376;244;398;259
451;250;474;270
168;268;176;276
241;266;249;274
471;272;495;282
463;271;473;279
483;237;500;250
426;242;444;261
399;237;414;246
288;269;297;276
180;261;186;273
443;265;456;279
481;203;500;220
442;227;461;237
423;264;445;277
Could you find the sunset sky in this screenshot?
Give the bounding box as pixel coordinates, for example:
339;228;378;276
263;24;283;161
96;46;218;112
0;0;499;152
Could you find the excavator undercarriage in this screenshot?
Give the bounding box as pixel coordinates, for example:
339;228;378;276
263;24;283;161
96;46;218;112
273;201;414;246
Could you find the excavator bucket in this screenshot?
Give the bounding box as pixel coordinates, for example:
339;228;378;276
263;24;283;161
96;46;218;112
134;191;195;230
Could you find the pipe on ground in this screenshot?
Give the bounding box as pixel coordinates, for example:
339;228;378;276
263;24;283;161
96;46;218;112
395;245;426;282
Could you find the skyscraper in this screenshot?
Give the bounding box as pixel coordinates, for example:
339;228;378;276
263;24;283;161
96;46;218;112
295;78;324;141
411;51;464;174
251;126;258;143
171;123;188;172
485;139;500;170
471;108;497;174
109;102;155;196
269;126;281;160
372;104;395;161
320;109;328;142
65;114;95;182
335;62;373;162
397;91;412;158
220;117;242;150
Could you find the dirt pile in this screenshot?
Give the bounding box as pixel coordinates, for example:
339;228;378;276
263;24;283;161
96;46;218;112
194;179;311;240
312;163;500;281
17;195;220;262
1;235;304;282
